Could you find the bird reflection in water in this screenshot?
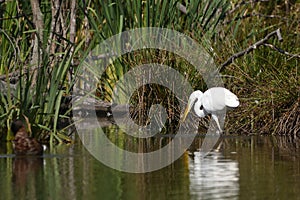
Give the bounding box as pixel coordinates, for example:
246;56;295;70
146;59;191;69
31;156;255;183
188;151;239;199
10;119;44;198
12;156;43;197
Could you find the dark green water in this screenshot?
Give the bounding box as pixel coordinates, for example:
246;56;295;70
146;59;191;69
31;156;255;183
0;131;299;200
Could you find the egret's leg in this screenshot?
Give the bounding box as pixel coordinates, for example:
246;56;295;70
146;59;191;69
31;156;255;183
212;114;223;133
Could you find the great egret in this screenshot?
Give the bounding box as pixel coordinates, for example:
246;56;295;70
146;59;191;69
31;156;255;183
182;87;239;132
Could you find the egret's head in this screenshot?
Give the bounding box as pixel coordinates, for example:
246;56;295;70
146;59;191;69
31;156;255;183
182;90;203;122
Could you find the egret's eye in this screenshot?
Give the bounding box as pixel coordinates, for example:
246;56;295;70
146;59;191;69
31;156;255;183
200;105;203;110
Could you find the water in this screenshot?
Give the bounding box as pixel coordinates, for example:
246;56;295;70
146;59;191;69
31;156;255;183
0;130;299;200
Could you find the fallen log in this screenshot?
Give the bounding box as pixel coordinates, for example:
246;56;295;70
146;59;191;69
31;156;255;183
71;96;131;117
0;80;17;94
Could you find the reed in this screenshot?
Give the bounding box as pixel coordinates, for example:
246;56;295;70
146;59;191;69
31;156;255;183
0;1;83;143
217;0;300;135
0;0;298;140
87;0;229;129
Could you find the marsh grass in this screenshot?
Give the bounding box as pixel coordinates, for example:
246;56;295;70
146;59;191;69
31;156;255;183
218;1;300;135
1;0;299;140
86;0;228;133
0;1;83;143
108;1;298;135
0;44;76;143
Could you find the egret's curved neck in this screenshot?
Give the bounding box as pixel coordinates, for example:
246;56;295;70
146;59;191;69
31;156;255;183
189;90;206;118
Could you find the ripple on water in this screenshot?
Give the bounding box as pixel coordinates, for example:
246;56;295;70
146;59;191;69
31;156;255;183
189;151;239;200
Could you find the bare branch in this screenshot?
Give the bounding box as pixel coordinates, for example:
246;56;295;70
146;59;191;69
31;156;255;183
48;0;60;55
30;0;44;65
220;28;283;71
0;66;41;81
70;1;77;50
263;43;300;59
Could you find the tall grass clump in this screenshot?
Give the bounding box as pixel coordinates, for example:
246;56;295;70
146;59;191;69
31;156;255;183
1;0;298;139
80;0;299;135
216;1;300;135
84;0;229;129
0;0;84;143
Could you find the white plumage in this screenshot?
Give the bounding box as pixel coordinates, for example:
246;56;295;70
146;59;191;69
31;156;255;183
182;87;239;132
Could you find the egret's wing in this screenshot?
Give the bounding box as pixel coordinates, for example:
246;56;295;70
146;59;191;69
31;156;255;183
202;87;239;111
224;89;239;107
202;88;226;112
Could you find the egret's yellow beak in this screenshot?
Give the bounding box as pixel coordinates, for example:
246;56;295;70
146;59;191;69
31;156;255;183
181;102;191;122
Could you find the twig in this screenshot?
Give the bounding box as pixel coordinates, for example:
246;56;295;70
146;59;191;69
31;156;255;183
0;66;41;81
252;12;290;20
90;52;118;60
177;3;187;14
220;28;283;71
227;0;270;15
225;12;290;24
0;51;115;82
263;43;300;59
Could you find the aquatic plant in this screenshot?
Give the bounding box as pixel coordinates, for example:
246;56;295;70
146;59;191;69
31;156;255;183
0;0;299;141
218;0;300;135
0;0;83;144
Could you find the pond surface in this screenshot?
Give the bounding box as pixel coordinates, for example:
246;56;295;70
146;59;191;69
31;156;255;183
0;127;299;200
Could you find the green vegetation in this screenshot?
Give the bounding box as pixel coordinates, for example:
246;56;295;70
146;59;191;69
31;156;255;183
219;1;299;135
0;0;299;143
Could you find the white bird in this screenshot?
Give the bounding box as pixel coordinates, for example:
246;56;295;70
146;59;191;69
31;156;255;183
182;87;239;132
